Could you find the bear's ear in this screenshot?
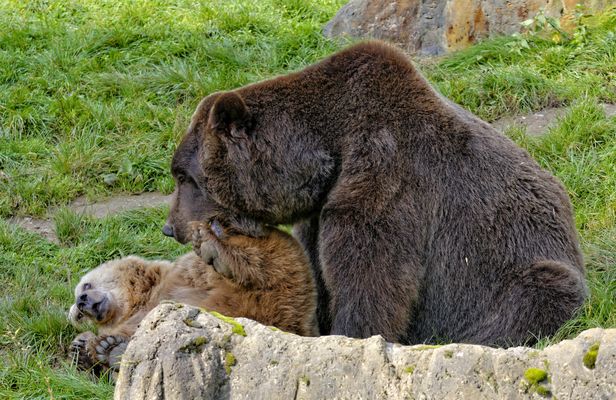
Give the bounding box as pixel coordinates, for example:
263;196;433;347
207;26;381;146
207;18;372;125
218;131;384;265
208;92;251;139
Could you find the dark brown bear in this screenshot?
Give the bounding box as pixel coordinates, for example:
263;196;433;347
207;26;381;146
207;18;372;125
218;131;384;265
165;41;587;346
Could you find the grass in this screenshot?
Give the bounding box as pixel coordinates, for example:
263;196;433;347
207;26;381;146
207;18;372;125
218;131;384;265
0;0;343;217
423;9;616;121
0;207;187;398
0;1;615;398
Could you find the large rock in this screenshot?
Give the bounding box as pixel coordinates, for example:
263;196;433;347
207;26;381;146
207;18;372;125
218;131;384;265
115;303;616;399
323;0;611;55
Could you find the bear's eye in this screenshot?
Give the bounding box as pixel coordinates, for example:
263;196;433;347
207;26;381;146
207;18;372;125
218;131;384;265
82;283;91;291
178;173;197;186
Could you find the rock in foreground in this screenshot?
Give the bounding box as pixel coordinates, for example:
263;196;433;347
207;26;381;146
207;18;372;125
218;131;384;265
116;303;615;399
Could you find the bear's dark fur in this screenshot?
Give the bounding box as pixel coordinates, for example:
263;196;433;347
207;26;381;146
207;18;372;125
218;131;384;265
168;41;586;346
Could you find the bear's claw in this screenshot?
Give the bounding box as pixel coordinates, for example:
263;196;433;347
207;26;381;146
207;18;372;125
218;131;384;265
190;221;233;279
70;331;98;371
93;335;128;371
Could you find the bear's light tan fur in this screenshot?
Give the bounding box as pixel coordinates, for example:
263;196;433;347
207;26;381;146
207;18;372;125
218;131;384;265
69;222;317;373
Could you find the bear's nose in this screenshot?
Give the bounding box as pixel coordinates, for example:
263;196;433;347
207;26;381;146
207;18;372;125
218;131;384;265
77;293;89;309
162;223;174;237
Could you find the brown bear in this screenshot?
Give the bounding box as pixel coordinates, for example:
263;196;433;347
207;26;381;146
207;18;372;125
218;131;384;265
69;220;317;372
163;40;587;347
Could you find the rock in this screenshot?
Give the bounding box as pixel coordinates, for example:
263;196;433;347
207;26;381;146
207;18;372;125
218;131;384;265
323;0;611;55
115;303;616;399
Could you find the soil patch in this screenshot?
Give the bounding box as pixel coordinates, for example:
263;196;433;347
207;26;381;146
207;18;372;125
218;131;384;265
8;216;58;243
492;103;616;136
70;192;172;219
8;192;171;243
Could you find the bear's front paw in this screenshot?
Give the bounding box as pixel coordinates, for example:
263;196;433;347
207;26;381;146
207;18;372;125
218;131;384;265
94;335;128;371
190;221;210;257
190;221;233;279
70;331;97;371
202;242;233;279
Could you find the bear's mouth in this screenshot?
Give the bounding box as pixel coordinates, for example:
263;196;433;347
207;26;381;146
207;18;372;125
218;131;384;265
92;297;108;321
68;304;86;327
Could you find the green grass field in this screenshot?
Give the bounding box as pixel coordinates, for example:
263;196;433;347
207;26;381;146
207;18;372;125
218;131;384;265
0;1;615;397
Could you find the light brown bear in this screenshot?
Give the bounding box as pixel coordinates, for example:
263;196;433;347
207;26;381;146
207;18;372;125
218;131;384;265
69;220;317;373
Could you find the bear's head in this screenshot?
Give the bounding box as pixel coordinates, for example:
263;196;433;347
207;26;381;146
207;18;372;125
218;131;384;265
162;103;218;244
163;94;264;243
166;90;336;236
68;256;164;329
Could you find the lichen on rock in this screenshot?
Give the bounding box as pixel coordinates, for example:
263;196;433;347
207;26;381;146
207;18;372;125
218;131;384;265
583;343;600;369
524;368;548;385
208;310;247;337
224;352;237;375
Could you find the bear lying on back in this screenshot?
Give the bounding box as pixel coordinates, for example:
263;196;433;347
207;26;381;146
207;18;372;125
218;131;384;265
69;220;317;373
164;40;587;347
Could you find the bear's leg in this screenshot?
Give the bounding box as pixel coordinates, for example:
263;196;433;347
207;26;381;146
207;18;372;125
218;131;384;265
320;215;422;342
293;216;331;335
191;221;269;288
191;221;233;278
466;260;587;346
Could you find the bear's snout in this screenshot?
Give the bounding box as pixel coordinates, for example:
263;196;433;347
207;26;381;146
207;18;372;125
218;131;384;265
76;290;109;322
162;223;174;238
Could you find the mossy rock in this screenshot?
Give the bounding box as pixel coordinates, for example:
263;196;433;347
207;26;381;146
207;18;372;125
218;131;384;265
178;336;208;353
225;352;237;375
209;311;247;337
524;368;551;397
524;368;548;385
583;343;600;369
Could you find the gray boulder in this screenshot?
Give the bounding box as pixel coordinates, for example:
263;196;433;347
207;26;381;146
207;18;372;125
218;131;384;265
115;303;615;399
323;0;611;55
